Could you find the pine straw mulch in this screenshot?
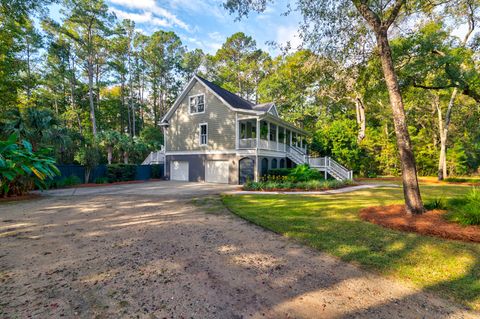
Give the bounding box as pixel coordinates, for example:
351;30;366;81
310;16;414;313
360;204;480;243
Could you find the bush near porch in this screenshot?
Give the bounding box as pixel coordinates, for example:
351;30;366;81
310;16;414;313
246;164;352;191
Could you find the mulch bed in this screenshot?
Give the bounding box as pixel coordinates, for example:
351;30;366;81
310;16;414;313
64;179;163;189
0;193;41;203
360;204;480;243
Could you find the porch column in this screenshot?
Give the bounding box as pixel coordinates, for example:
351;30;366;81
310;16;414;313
256;118;260;149
235;113;239;150
289;130;292;146
267;122;271;150
255;118;260;182
276;125;279;151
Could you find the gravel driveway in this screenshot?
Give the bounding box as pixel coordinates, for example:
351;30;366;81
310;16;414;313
1;182;477;318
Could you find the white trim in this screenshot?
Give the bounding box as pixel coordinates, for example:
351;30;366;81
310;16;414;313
165;149;289;157
161;76;261;123
189;93;206;115
161;77;196;123
199;122;208;146
268;103;279;117
166;150;238;155
235;113;239;150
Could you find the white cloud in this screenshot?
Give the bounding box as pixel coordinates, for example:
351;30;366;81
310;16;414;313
208;31;223;42
276;25;302;50
167;0;227;20
111;8;155;24
108;0;189;30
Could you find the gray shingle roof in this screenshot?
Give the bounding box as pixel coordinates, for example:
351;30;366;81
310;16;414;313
195;75;269;112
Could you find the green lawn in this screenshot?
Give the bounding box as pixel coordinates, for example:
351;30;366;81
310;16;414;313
222;184;480;310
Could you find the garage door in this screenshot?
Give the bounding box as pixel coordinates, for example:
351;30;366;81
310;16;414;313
205;160;229;184
170;161;189;181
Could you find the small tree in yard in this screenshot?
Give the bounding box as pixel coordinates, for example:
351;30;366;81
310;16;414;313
117;135;135;164
224;0;431;214
98;130;120;164
75;145;101;183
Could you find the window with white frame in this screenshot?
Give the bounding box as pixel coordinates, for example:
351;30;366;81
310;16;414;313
189;94;205;114
199;123;208;145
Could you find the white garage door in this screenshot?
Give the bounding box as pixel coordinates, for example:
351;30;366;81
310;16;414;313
205;160;229;184
170;161;189;181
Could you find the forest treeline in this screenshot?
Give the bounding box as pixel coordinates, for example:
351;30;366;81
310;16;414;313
1;0;479;178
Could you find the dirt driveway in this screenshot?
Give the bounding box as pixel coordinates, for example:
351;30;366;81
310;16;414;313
1;182;477;318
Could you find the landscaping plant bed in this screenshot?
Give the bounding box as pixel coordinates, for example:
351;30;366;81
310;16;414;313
360;204;480;243
52;179;163;189
241;183;358;192
0;193;41;203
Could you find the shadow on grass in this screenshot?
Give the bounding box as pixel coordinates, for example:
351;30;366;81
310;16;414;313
222;184;480;311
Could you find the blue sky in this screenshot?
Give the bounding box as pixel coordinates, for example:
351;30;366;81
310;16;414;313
104;0;303;55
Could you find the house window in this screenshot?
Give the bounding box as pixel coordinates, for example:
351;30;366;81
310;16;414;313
286;130;291;145
270;124;277;142
240;121;256;139
199;123;208;145
190;94;205;114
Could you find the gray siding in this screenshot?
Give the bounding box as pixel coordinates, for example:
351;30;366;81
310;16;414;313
166;80;236;152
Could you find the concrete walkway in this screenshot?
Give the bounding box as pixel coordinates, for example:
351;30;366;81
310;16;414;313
224;183;398;195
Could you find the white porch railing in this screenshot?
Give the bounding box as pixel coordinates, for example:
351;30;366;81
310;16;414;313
238;138;257;149
237;136;353;181
308;156;353;181
142;148;165;165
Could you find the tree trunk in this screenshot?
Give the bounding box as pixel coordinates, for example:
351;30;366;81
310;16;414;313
123;151;129;164
70;55;82;134
87;59;97;136
85;168;91;184
437;88;457;180
377;30;424;215
355;96;366;142
107;146;113;165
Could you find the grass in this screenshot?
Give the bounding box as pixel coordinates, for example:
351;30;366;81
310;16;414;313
445;188;480;226
222;184;480;310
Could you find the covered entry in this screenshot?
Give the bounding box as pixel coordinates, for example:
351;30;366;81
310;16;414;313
239;157;254;184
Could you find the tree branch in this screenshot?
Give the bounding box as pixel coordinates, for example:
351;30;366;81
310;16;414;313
352;0;382;31
384;0;405;29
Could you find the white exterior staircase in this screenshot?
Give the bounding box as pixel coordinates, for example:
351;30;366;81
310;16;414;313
286;146;353;181
142;147;165;165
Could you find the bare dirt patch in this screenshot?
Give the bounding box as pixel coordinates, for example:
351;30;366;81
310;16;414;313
1;191;478;318
360;204;480;242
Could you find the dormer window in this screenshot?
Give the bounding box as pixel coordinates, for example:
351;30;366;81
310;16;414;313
189;94;205;114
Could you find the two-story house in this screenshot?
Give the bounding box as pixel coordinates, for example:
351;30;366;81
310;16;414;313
160;75;352;184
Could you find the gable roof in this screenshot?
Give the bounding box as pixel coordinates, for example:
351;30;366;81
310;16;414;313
195;75;256;111
161;75;278;124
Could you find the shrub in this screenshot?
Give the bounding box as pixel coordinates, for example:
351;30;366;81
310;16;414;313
242;179;353;191
151;164;163;179
106;164;136;182
425;197;447;210
444;177;480;184
267;168;291;177
289;164;322;182
446;188;480;225
1;134;59;197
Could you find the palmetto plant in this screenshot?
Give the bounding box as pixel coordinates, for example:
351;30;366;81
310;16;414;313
98;130;120;164
0;134;59;197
